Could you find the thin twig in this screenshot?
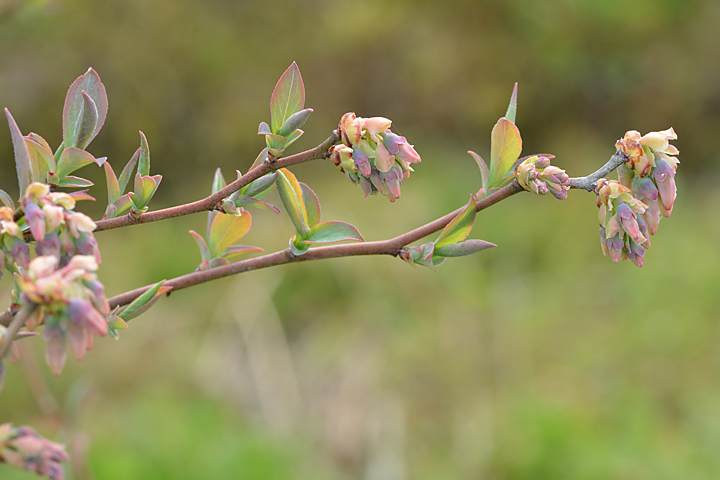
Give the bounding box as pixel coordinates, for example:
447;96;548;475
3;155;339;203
106;181;525;310
567;151;627;192
93;133;340;232
0;303;36;361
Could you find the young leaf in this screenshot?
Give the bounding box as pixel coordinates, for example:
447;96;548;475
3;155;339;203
233;195;281;215
103;162;121;204
68;190;95;202
188;230;211;262
211;168;227;194
57;176;94;188
433;239;497;257
435;197;477;248
300;182;321;229
73;91;99;150
208;209;252;258
250;147;270;170
241;172;278;199
276;168;310;238
468;151;489;191
5;108;32;193
63;68;108;149
0;188;14;209
504;83;518;124
221;244;264;262
118;281;172;322
303;221;364;245
132;174;162;208
270;62;305;134
118;148;140;195
290;236;310;256
283;129;305;150
56;148;104;179
277;108;313;137
137;131;151;177
25;137;55;182
489;118;522;187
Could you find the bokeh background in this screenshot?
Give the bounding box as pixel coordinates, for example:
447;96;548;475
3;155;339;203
1;0;720;478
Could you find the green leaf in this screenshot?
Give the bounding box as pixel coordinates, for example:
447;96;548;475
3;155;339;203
233;195;281;215
63;68;108;149
103;162;120;204
489;118;522;187
132;174;162;208
118;148;140;195
300;182;321;229
290;236;310;256
68;190;95;202
118;281;172;322
270;62;305;134
137;131;151;177
468;150;489;191
504;82;518;124
436;197;477;248
283;129;304;150
25;136;56;183
250;148;270;170
257;122;273;135
433;239;497;257
241;172;278;199
103;193;133;219
211;167;227;195
208;209;252;258
276;168;310;238
56;148;104;179
0;188;14;209
57;176;94;188
221;244;264;262
277;108;313;137
5;108;32;193
304;221;364;244
189;230;211;261
73;91;99;150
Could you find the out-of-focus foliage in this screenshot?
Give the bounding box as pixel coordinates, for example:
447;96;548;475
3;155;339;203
1;0;719;478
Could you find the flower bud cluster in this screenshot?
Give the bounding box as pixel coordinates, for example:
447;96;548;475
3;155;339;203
615;128;679;234
0;423;68;480
515;155;570;199
596;179;651;267
1;183;100;281
17;255;113;375
328;113;421;202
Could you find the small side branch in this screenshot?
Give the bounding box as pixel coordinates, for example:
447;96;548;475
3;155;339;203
94;133;340;232
0;303;36;361
567;151;627;192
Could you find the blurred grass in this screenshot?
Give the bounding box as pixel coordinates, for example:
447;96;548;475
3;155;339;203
1;0;720;478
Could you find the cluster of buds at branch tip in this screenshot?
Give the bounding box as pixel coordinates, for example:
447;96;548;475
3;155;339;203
615;128;679;234
596;179;651;267
515;155;569;199
16;255;121;375
0;423;68;480
327;112;421;202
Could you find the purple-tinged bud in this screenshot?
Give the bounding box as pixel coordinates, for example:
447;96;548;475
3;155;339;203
631;176;658;201
36;233;62;258
25;203;46;241
607;235;623;263
382;132;403;155
374;141;395;173
43;325;66;376
10;240;30;269
535;156;551;169
396;141;421;165
65;322;89;360
599;227;608;256
75;232;101;264
352;147;372;177
67;298;108;337
653;159;677;216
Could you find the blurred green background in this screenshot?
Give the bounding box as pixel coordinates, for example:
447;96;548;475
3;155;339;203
1;0;719;478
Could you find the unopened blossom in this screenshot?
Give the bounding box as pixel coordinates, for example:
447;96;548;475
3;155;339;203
616;128;679;235
331;112;421;202
515;155;569;200
17;255;113;375
596;178;650;267
0;423;68;480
